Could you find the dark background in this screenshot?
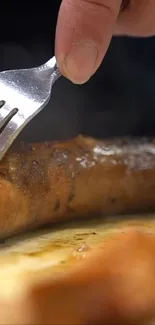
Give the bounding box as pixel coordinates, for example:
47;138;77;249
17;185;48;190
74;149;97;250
0;1;155;142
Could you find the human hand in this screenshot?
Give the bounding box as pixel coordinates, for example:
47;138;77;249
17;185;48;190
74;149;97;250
55;0;155;84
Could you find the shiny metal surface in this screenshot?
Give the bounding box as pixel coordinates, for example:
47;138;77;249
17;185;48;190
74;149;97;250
0;56;61;160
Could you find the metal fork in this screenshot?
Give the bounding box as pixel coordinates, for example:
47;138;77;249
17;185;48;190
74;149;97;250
0;56;61;161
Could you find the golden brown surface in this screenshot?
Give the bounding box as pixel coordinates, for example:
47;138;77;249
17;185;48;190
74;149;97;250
1;136;155;238
0;217;155;324
30;229;155;325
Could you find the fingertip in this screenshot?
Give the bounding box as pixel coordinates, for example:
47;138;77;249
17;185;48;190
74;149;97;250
57;41;98;84
55;0;121;83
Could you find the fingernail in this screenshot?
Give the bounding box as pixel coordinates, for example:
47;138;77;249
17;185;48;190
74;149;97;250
63;41;98;84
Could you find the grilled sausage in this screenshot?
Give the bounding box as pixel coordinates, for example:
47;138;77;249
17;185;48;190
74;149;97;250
30;228;155;325
1;135;155;238
1;225;155;324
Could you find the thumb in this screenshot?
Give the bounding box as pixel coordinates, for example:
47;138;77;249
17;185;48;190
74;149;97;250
55;0;122;84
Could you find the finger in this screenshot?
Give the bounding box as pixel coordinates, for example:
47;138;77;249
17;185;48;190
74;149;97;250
115;0;155;36
55;0;122;84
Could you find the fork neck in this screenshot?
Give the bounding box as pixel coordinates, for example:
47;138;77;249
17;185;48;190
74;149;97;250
44;57;57;69
41;57;61;80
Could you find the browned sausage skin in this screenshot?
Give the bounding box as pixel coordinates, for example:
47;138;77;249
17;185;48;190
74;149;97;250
30;229;155;325
1;136;155;239
2;228;155;325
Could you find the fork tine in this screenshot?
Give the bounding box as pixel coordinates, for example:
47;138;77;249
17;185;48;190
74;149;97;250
0;56;60;160
0;102;18;130
0;113;24;160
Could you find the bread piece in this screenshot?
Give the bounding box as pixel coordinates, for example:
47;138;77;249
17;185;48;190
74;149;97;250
0;216;155;324
1;136;155;238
